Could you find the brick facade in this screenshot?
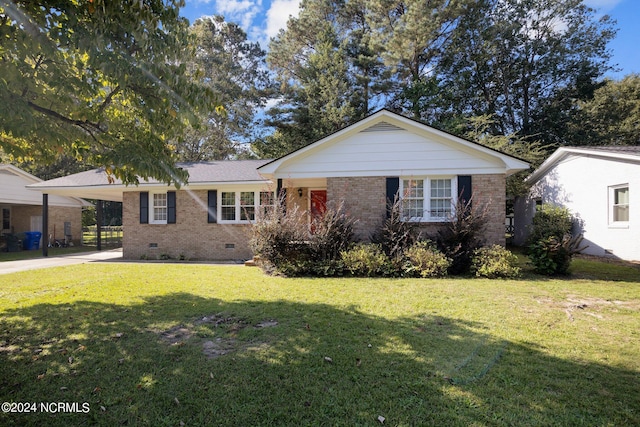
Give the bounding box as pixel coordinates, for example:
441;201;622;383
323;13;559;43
123;190;253;261
122;174;506;260
11;205;83;246
326;174;506;246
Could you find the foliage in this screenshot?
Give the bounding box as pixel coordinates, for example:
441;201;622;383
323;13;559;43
0;0;221;185
308;201;357;262
573;74;640;147
404;241;451;278
249;199;311;275
471;245;521;279
340;243;389;277
436;197;489;275
249;198;356;276
371;197;419;260
256;24;357;158
528;234;587;275
455;115;544;196
526;204;573;247
176;17;272;161
435;0;616;138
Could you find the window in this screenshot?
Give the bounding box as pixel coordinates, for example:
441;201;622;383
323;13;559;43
401;178;455;221
151;193;167;224
610;185;629;224
259;191;275;217
2;207;10;230
221;192;236;221
218;191;275;223
240;192;255;221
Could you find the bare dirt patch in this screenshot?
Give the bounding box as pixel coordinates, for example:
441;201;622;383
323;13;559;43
534;295;639;322
154;314;278;359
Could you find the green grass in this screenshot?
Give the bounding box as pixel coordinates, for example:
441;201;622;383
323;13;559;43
0;259;638;426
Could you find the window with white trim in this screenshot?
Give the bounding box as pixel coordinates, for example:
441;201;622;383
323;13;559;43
2;207;10;231
219;191;275;223
401;178;456;222
150;193;168;224
610;184;629;225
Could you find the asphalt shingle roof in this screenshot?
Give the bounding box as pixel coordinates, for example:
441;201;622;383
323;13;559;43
31;160;273;188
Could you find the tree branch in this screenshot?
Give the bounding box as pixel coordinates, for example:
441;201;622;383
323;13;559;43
26;100;103;141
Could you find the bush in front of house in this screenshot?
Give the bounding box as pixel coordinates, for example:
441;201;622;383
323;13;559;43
249;200;311;275
340;243;389;277
471;245;521;278
526;204;573;246
528;234;587;275
436;197;489;275
371;198;419;261
249;199;357;276
525;204;587;275
308;201;357;263
404;240;451;278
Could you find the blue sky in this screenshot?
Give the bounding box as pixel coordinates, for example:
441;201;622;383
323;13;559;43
181;0;639;78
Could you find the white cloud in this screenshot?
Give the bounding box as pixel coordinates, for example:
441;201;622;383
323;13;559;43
265;0;301;39
215;0;262;30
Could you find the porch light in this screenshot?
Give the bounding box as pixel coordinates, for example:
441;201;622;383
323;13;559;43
298;188;303;197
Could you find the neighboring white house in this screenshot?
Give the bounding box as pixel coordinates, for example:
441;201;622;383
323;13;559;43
0;164;91;247
514;146;640;261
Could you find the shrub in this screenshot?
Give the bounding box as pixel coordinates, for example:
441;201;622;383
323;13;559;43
249;199;313;274
404;241;451;278
471;245;520;279
249;198;356;276
309;201;357;262
436;197;489;275
526;204;573;246
371;197;418;260
528;234;587;275
340;244;389;277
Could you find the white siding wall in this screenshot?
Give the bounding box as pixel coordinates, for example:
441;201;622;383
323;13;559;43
0;170;82;207
275;130;504;178
529;155;640;261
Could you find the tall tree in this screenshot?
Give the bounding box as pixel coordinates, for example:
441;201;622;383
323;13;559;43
0;0;218;185
572;74;640;147
435;0;616;138
366;0;469;119
255;24;355;158
177;16;272;161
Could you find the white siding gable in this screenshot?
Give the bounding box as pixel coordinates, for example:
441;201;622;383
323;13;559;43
0;166;86;207
271;123;506;179
258;110;528;179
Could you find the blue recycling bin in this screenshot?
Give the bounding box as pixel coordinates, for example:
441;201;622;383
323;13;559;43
23;231;42;250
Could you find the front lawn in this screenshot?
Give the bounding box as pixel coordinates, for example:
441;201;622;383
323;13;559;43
0;261;638;426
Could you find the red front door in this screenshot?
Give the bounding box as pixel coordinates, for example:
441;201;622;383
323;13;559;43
310;190;327;232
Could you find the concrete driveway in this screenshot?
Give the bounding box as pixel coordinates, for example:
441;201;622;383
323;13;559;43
0;248;123;275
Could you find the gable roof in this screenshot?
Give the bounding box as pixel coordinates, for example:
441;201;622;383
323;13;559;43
27;160;273;202
258;109;530;178
526;146;640;184
0;164;91;207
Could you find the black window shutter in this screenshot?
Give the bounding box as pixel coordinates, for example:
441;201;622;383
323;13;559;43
458;175;472;208
167;191;176;224
140;192;149;224
386;177;400;218
207;190;217;223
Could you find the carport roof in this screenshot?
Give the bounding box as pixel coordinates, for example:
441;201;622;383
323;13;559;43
27;160;273;202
